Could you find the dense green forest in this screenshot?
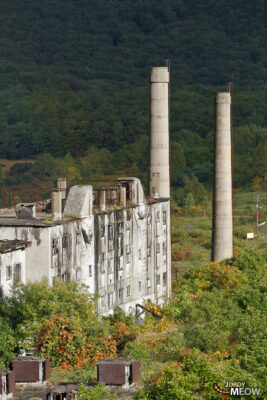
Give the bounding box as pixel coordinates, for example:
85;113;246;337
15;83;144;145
0;0;266;193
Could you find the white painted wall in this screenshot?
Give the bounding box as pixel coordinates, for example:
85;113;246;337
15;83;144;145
0;248;26;297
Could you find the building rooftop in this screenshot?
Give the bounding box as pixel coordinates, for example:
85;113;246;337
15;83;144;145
0;239;31;253
11;356;46;362
0;216;72;227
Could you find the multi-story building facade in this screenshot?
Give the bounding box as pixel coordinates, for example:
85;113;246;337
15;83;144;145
0;177;171;315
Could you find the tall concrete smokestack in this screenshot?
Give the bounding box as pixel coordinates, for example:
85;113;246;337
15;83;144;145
212;92;233;261
150;66;170;198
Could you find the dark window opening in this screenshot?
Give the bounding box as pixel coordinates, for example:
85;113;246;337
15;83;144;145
62;235;69;249
14;263;21;282
108;225;113;239
118;222;123;235
6;265;12;280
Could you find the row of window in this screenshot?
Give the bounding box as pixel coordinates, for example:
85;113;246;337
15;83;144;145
52;232;83;256
157;210;167;225
99;240;167;273
0;264;21;283
73;257;168;281
100;273;167;308
100;222;127;238
100;210;167;239
157;272;167;286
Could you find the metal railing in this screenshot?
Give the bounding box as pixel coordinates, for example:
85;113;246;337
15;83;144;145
0;181;55;209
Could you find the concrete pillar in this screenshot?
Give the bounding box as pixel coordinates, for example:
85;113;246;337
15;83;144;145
150;67;170;198
52;191;62;221
57;178;67;199
212;92;233;261
99;189;106;211
119;186;126;207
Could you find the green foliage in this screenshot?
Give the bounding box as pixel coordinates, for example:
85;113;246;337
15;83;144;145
133;245;266;399
0;280;97;355
77;383;118;400
184;193;195;215
80;146;114;182
0;316;16;367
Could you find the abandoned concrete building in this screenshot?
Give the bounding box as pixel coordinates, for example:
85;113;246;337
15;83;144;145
0;66;172;315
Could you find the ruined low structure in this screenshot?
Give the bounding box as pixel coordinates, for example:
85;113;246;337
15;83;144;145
0;369;15;399
0;176;171;315
10;356;50;385
97;359;140;386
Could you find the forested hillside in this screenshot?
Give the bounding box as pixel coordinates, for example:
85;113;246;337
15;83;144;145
0;0;266;191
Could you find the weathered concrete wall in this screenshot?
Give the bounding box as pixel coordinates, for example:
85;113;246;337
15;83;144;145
48;217;95;291
95;198;171;316
0;227;50;283
0;249;26;297
212;92;233;261
0;217;95;292
150;67;170;199
63;185;93;218
0;181;171;316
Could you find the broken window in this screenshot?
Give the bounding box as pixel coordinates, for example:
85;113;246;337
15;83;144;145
156;274;160;285
62;235;69;249
89;265;92;277
163;211;167;225
100;262;105;274
76;233;81;244
118;236;123;248
127;285;130;297
76;268;81;281
6;265;12;280
118;288;123;302
14;263;21;282
108;293;113;308
52;238;59;255
117;222;123;235
108;225;113;239
163;272;167;286
126;210;131;221
118;257;123;270
100;225;105;237
108;260;113;274
61;273;69;282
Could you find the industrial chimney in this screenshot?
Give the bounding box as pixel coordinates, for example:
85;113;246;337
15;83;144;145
212;92;233;261
149;66;170;199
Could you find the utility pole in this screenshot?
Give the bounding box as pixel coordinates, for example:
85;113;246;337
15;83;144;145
256;195;262;236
